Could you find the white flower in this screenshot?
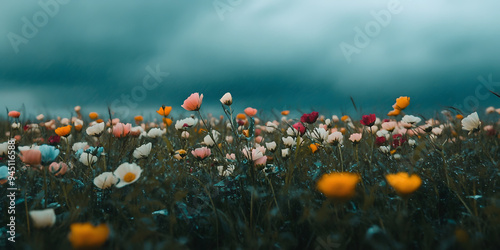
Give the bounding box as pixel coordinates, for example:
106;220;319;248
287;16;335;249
220;92;232;105
36;114;45;121
327;132;343;145
265;141;277;151
0;142;8;156
133;143;152;159
217;165;235;176
79;152;98;166
393;154;401;160
174;117;197;130
376;129;390;140
226;136;233;143
203;130;221;146
401;115;421;126
282;136;296;147
61;118;70;125
486;106;496;114
72;142;88;152
86;122;105;136
281;148;290;158
461;112;481;134
147;128;166;138
286;127;299;136
310;128;328;142
114;163;142;188
431;127;442;136
74;119;83;127
181;131;190;139
324;119;331;126
379;146;390;154
331;115;339;123
94;172;118;189
11;123;21;129
408;139;416;146
265;121;278;133
29;209;56;228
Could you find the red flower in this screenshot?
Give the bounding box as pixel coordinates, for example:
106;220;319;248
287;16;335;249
293;122;306;136
391;134;406;148
300;111;319;124
375;136;386;146
360;114;376;127
48;135;61;145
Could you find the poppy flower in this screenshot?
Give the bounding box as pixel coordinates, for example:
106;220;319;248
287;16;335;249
292;122;306;136
112;123;131;138
48;135;61;145
49;162;68;176
133;143;152;159
317;172;360;200
349;133;362;143
220;92;232;105
181;93;203;111
301;111;319;124
134;115;144;123
162;118;173;126
68;223;110;249
156;106;172;116
391;134;406;148
8;111;21;118
39;145;60;164
29;209;56;228
281;110;290;116
191;147;211;160
86;122;105;137
174;149;187;160
327;131;343;145
147;128;165;138
55;125;72;137
461;112;481;135
19;149;42;166
387;109;401;116
385;172;422;196
341;115;350;122
393;96;410;110
375;136;386;146
360;114;376;127
93;172;117;189
114;163;142;188
309;143;319;153
401;115;421;126
244;107;258;117
89;112;99;120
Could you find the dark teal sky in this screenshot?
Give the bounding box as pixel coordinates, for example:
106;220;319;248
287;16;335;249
1;0;500;121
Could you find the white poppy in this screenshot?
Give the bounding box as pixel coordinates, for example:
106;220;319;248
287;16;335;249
203;130;220;146
174;117;198;130
147;128;166;138
461;112;481;134
265;141;277;152
94;172;118;189
133;143;152;159
79;152;98;166
281;148;290;158
310;128;328;142
72;142;88;152
265;121;278;133
327;132;343;145
282;136;296;147
220;92;232;105
29;209;56;228
379;146;390;154
401;115;421;126
114;163;142;188
86;122;105;136
217;165;235;176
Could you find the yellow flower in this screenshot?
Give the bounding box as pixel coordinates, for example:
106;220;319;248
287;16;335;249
317;172;360;200
156;106;172;116
89;112;99;120
55;125;72;137
393;96;410;110
385;172;422;196
68;223;109;249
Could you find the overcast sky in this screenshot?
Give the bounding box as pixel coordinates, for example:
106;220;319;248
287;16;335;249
1;0;500;121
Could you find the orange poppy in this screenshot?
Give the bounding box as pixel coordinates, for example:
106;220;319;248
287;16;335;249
68;223;109;249
162;117;172;126
281;110;290;116
134;115;143;122
55;125;72;137
309;143;319;153
317;172;360;200
236;113;247;120
89;112;99;120
387;109;401;116
385;172;422;196
156;106;172;116
455;114;464;120
341;115;350;122
393;96;410;110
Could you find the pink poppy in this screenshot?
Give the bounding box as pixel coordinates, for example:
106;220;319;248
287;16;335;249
292;122;306;136
113;123;132;138
300;111;319;124
254;155;267;167
191;147;211;160
182;93;203;111
349;133;362;143
19;150;42;166
49;162;69;176
8;111;21;118
244;107;258;117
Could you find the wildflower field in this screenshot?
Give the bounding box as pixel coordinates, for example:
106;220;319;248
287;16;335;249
1;93;499;249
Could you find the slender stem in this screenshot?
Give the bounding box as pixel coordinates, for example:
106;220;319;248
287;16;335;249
43;166;48;209
337;144;344;172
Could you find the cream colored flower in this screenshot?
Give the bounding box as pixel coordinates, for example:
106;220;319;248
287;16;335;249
133;143;152;159
79;152;98;166
114;163;142;188
461;112;481;134
29;209;56;228
86;122;105;136
94;172;118;189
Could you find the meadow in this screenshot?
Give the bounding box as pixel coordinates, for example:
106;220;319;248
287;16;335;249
1;93;499;249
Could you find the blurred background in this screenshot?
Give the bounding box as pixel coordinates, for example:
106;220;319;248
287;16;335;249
1;0;500;121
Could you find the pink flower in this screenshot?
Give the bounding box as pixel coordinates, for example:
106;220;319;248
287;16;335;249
254;155;267;167
182;93;203;111
191;147;211;160
113;123;132;138
226;153;236;160
292;122;306;136
49;162;69;176
8;111;21;118
349;133;362;143
19;149;42;166
244;107;257;117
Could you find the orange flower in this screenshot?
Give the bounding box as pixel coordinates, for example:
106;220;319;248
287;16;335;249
55;125;72;137
244;107;258;117
181;93;203;111
456;114;464;120
242;130;250;137
385;172;422;196
96;119;104;124
8;111;21;118
281;110;290;116
387;109;401;116
317;172;360;200
68;223;109;249
89;112;99;120
74;125;83;131
156;106;172;116
134;115;143;122
236;113;247;120
341;115;350;122
309;143;319;153
393;96;410;110
339;127;347;134
162;117;172;126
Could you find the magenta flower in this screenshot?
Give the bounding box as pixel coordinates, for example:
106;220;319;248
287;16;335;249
360;114;376;127
191;147;211;160
300;111;319;124
182;93;203;111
